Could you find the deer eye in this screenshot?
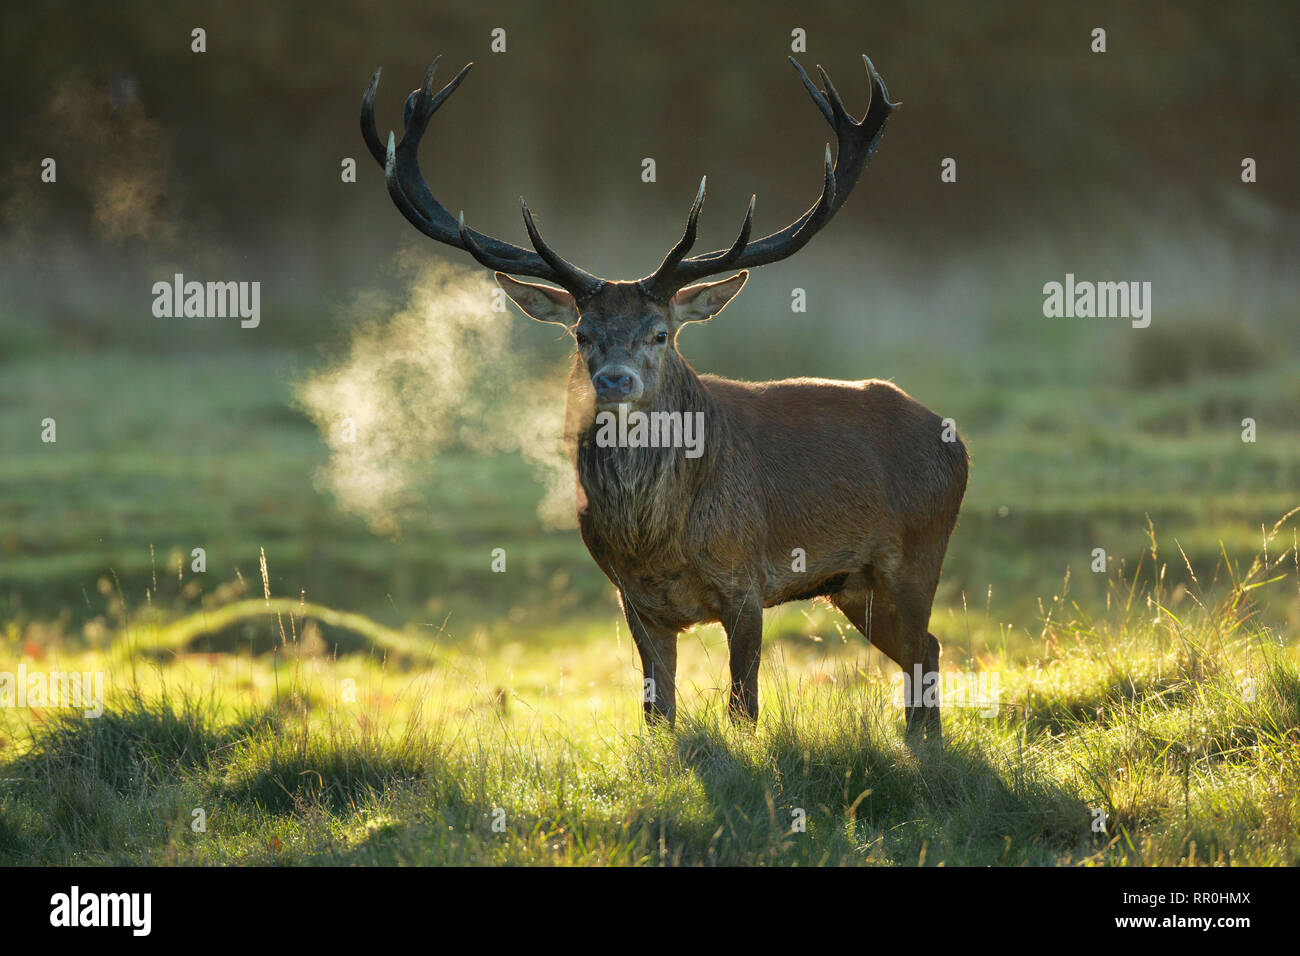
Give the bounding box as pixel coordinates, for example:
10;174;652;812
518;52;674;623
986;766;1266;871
575;331;590;348
654;331;668;344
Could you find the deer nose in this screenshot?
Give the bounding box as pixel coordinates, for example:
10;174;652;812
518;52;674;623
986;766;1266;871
594;371;634;400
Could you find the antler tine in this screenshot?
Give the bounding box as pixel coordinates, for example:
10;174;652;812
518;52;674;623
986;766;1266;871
390;59;472;219
815;64;852;127
519;198;605;295
642;190;757;299
361;58;604;298
640;177;708;298
702;194;755;266
785;144;837;244
860;54;898;148
789;58;834;127
640;55;897;296
457;210;506;272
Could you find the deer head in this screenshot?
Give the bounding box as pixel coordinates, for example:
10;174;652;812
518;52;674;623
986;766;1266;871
360;54;897;411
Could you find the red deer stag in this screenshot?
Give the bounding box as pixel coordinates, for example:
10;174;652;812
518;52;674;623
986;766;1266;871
361;54;967;742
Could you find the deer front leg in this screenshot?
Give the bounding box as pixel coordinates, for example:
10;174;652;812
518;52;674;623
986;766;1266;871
623;602;679;726
723;595;763;724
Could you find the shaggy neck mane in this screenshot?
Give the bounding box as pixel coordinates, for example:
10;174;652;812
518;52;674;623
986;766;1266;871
573;353;718;556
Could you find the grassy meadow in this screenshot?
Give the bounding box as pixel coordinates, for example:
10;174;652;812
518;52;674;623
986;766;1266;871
1;309;1298;865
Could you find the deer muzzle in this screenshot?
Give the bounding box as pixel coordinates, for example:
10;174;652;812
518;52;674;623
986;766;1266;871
593;366;644;406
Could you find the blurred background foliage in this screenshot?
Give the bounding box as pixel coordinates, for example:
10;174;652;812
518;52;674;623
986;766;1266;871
2;0;1297;345
0;0;1297;653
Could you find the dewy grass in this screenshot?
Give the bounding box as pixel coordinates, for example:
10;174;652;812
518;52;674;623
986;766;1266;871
0;512;1297;865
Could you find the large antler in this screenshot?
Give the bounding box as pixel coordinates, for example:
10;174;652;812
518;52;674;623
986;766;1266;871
361;57;605;300
639;55;898;301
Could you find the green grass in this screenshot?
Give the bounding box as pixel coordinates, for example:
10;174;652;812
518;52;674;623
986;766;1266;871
0;515;1297;865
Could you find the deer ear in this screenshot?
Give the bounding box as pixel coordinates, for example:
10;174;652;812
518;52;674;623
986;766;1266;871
669;271;748;324
495;273;579;325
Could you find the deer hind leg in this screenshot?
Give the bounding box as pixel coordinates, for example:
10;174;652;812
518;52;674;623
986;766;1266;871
891;575;943;744
831;573;901;663
833;570;943;744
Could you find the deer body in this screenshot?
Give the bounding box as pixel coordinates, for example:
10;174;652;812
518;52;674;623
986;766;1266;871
564;325;968;733
362;52;966;740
